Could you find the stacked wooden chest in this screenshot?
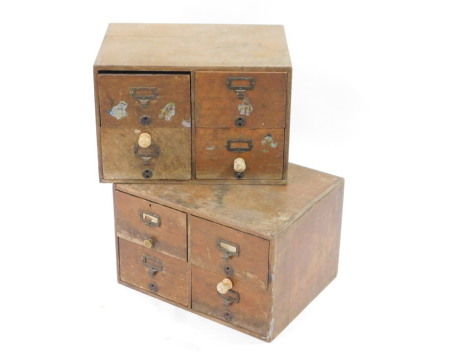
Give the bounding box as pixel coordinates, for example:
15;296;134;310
94;23;344;342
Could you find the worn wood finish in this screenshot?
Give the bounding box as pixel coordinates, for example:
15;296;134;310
191;265;270;336
190;216;269;289
95;24;291;69
98;74;190;128
195;128;284;180
94;24;292;183
270;182;344;339
114;190;187;260
113;164;344;341
195;72;287;129
116;164;342;238
118;239;190;306
101;127;191;180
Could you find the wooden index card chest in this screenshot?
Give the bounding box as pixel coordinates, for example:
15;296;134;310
113;164;344;341
94;23;292;184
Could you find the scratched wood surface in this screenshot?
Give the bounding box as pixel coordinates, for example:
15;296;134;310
195;128;285;180
190;216;270;289
114;164;344;341
118;239;190;306
95;24;291;69
94;24;292;183
116;164;342;238
195;72;287;129
114;190;188;260
98;73;190;128
191;265;271;336
100;127;191;180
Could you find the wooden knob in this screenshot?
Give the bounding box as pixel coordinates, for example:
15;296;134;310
143;239;154;248
216;278;233;294
138;133;152;148
233;158;246;173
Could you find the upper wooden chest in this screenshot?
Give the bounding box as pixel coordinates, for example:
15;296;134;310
94;23;292;184
113;164;344;341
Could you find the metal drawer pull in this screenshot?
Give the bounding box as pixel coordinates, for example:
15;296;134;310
130;87;158;108
226;139;253;153
140;211;161;227
217;239;240;259
134;145;159;166
226;77;255;99
141;255;163;277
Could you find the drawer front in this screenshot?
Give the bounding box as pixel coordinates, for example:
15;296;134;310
98;73;191;129
118;239;190;306
195;128;284;180
192;265;270;336
195;72;287;129
190;216;269;289
101;127;191;180
114;190;187;260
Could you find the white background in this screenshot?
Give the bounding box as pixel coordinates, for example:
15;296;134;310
1;1;469;351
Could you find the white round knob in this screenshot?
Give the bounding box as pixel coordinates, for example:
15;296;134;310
138;133;152;148
216;278;233;294
233;158;246;173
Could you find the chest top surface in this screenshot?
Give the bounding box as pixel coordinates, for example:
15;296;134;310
95;23;291;69
115;164;343;238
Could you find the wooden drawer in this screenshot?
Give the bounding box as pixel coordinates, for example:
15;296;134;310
195;72;287;129
101;127;191;180
114;190;187;260
191;265;270;336
98;73;191;128
195;128;284;180
118;239;190;306
189;216;269;289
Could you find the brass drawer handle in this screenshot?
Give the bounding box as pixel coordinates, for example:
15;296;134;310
226;139;253;153
226;77;255;99
140;211;161;227
217;239;240;259
130;87;158;108
141;255;164;277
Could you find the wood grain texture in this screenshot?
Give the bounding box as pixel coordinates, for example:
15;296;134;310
270;181;344;340
118;239;190;306
98;73;190;128
113;164;344;342
191;265;270;336
100;127;191;180
195;128;284;180
190;216;269;289
94;24;292;183
195;72;286;128
116;164;343;238
95;24;291;69
114;190;187;260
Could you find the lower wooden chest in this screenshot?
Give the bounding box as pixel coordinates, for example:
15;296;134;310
113;163;344;341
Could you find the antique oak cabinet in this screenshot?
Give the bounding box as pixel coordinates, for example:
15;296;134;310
94;23;292;183
113;164;344;341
